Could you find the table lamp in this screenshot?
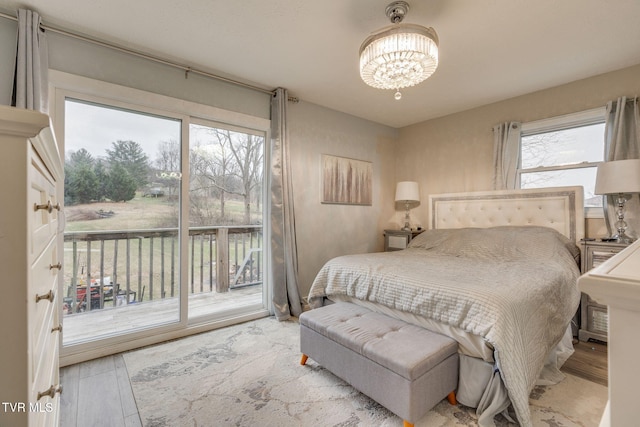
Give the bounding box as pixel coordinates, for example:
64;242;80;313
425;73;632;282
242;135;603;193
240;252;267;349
395;181;420;231
595;158;640;243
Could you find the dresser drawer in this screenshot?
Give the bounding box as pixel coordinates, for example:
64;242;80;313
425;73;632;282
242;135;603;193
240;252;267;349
29;145;59;263
582;243;626;272
586;305;608;336
31;338;60;426
30;240;59;356
590;249;622;268
30;238;59;301
32;295;58;382
32;335;59;398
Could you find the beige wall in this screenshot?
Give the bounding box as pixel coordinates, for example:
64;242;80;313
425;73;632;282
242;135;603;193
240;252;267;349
288;101;398;295
396;64;640;235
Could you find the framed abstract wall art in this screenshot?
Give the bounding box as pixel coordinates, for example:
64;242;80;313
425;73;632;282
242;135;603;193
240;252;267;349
321;154;372;205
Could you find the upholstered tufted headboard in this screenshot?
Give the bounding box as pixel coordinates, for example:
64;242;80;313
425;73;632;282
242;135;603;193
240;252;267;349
429;186;585;243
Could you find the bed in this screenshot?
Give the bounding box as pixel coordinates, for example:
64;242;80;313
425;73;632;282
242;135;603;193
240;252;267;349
307;186;584;427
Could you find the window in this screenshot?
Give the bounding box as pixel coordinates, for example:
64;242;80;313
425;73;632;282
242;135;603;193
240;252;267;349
519;108;606;215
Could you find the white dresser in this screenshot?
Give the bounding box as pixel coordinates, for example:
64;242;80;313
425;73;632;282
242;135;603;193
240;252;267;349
578;239;640;427
0;106;63;427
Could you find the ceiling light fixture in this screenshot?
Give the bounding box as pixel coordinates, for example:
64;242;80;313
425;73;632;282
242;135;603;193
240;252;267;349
359;1;439;100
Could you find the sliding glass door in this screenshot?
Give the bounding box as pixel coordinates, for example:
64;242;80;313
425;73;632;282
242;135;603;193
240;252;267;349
187;122;265;319
62;98;182;345
58;90;268;351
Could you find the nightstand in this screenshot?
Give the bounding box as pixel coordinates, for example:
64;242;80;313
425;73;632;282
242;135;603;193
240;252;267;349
579;240;630;343
384;229;424;251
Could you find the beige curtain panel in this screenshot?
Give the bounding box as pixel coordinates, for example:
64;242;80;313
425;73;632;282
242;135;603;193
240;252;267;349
270;87;302;320
12;8;48;113
603;97;640;239
492;121;521;190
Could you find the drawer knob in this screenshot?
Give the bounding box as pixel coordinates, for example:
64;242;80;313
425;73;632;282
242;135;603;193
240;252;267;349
35;290;55;303
49;262;62;270
34;201;60;213
34;201;53;213
37;385;63;400
51;324;62;333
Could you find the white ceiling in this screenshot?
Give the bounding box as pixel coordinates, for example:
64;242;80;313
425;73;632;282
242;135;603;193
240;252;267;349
2;0;640;128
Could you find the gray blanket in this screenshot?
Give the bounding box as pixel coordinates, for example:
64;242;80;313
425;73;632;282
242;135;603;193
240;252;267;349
308;226;581;427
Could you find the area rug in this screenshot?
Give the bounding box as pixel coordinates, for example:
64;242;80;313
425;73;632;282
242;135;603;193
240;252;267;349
123;317;607;427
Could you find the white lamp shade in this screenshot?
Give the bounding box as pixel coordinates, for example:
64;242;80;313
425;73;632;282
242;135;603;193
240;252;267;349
395;181;420;203
595;159;640;195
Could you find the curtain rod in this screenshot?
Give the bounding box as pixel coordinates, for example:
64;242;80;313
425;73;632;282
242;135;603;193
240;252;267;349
0;10;276;96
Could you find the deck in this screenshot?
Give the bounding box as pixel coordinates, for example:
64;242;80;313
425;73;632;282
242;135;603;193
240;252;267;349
61;225;265;345
63;284;263;344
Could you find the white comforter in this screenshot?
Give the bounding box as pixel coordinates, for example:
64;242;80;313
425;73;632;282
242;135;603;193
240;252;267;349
308;226;581;427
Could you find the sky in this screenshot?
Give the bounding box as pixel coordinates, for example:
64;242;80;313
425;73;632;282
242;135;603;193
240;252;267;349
64;98;181;161
521;123;605;205
521;124;604;169
63;98;262;174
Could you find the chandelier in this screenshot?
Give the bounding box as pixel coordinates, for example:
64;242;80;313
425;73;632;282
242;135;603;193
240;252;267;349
359;1;439;100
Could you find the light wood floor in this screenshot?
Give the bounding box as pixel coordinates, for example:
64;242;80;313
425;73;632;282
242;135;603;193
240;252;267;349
60;354;141;427
561;339;608;386
59;337;608;427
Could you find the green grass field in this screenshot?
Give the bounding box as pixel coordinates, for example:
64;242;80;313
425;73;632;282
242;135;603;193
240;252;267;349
65;193;261;231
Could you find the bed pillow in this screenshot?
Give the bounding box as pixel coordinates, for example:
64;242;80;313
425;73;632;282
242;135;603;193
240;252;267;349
407;226;580;263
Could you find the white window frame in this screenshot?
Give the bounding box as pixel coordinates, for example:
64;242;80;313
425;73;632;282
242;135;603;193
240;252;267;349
520;107;606;218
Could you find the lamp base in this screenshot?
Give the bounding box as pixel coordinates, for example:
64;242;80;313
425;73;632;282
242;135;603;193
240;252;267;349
608;233;636;244
606;193;637;244
402;203;411;232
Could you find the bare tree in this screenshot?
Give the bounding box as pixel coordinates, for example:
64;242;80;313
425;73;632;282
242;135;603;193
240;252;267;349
520;132;567;188
223;130;264;224
158;127;264;226
154;139;181;199
189;135;234;223
190;128;263;224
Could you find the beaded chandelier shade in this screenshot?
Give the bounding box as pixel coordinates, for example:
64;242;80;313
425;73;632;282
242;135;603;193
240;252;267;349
359;1;439;100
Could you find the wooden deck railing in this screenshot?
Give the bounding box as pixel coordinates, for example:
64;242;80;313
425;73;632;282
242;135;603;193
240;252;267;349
62;225;262;315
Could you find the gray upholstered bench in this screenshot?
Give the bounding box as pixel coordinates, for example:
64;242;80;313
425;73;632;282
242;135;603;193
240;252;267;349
299;302;459;427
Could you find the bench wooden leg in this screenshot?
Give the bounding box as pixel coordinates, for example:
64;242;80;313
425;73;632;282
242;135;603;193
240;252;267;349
300;354;309;365
403;391;455;427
